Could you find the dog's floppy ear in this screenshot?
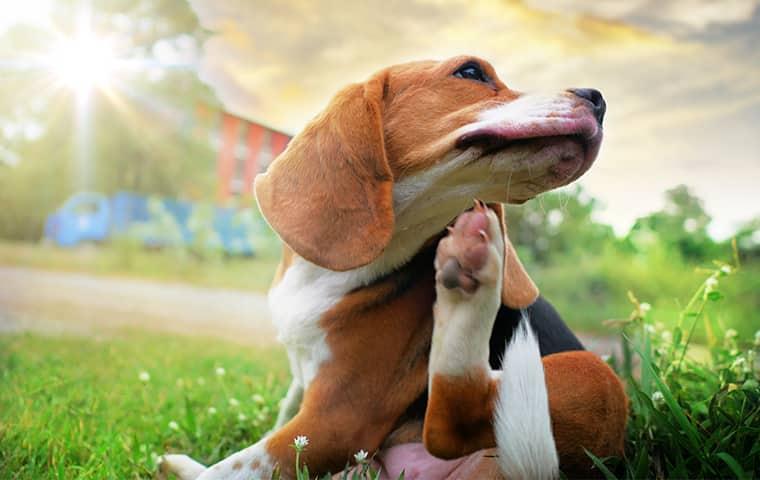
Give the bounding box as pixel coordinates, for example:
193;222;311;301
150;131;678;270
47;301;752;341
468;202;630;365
254;73;393;271
488;203;539;309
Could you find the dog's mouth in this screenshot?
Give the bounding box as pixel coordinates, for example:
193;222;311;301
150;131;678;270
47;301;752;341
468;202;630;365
455;118;602;201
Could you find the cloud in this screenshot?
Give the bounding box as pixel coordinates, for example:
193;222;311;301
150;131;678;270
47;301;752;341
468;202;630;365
188;0;760;237
524;0;759;31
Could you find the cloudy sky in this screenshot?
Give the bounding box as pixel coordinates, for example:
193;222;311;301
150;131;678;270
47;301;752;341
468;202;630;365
187;0;760;238
2;0;758;237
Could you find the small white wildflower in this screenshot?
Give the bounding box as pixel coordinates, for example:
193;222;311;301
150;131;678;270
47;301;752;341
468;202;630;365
251;393;265;404
168;421;180;431
720;265;732;275
237;413;248;422
293;435;309;450
197;377;206;386
725;328;738;340
705;277;719;290
138;371;150;383
661;330;673;343
651;391;665;408
639;302;651;313
354;449;369;463
215;367;226;377
228;398;240;407
731;357;747;374
644;324;656;334
207;407;217;415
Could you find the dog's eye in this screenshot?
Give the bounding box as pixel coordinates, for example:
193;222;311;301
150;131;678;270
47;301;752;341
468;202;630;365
453;62;489;83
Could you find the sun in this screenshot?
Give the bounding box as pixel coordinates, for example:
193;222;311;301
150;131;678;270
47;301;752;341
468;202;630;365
51;32;115;94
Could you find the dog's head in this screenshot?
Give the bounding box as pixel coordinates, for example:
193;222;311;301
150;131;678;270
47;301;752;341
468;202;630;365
256;55;604;302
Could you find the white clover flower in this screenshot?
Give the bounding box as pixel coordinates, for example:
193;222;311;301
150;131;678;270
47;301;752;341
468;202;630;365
238;413;248;422
228;398;240;407
215;367;226;377
725;328;738;340
651;391;665;408
354;449;369;463
293;435;309;450
720;265;732;275
639;302;651;313
197;377;206;386
168;421;180;431
252;393;265;404
138;371;150;383
208;407;217;415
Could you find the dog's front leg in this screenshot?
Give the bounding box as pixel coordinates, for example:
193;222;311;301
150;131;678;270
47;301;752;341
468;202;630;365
423;200;506;459
423;202;628;479
160;438;276;480
273;379;303;429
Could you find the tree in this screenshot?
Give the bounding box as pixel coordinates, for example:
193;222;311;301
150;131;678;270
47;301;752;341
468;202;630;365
504;185;614;265
627;185;717;260
0;0;219;240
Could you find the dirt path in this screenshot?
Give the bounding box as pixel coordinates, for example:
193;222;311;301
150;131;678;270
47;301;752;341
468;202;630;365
0;266;620;356
0;266;277;345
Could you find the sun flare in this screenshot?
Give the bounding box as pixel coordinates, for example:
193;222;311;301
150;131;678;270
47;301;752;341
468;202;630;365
51;33;114;94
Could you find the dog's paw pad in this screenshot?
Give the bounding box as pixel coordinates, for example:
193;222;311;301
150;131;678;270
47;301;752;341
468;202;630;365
435;199;502;292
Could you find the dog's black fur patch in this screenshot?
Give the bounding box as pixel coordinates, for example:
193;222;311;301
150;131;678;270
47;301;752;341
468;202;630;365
489;295;585;368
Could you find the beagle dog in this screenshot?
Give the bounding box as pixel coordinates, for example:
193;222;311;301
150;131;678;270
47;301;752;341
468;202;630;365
160;55;627;480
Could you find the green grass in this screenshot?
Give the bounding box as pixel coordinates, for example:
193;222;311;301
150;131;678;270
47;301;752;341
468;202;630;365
531;245;760;340
592;261;760;478
0;240;280;292
0;331;289;479
1;262;758;479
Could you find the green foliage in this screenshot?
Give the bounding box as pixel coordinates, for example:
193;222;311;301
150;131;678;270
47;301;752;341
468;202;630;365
595;262;760;479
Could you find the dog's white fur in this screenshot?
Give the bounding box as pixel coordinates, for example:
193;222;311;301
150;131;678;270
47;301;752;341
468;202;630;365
496;318;559;480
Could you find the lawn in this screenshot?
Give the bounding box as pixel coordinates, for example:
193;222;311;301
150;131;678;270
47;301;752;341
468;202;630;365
0;331;289;479
1;262;758;479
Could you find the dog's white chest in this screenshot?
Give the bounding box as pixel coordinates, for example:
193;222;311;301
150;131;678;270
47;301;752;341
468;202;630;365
267;259;356;388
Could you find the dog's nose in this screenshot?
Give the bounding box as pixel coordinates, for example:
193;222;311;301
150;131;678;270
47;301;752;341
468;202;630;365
568;88;606;125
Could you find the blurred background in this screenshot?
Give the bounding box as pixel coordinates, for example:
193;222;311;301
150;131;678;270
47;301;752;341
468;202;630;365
1;0;758;339
0;1;758;477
